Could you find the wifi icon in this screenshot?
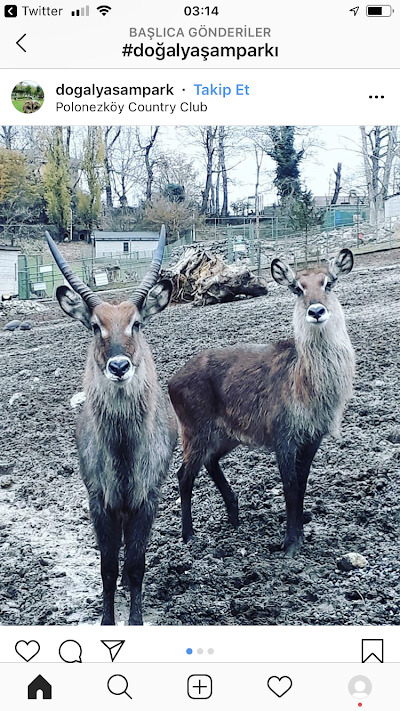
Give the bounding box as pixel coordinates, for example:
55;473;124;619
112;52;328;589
97;4;111;14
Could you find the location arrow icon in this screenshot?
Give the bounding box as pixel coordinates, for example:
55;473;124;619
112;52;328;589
101;640;125;662
350;6;359;15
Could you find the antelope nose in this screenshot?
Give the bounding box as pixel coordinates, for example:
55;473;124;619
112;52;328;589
107;357;131;378
307;304;327;321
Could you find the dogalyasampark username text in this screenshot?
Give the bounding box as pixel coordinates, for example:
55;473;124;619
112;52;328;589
55;83;250;113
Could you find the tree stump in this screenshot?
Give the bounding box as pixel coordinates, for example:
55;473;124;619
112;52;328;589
163;248;268;306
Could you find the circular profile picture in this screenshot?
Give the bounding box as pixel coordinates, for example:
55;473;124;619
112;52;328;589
11;80;44;113
348;675;372;700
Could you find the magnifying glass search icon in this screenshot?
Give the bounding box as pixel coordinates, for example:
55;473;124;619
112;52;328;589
107;674;132;700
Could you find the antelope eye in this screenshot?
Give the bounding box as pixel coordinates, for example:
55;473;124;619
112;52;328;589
294;285;303;296
92;324;101;336
132;321;141;333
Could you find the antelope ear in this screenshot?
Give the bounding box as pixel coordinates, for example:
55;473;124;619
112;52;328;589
271;258;299;293
328;248;354;286
141;279;173;323
56;286;92;329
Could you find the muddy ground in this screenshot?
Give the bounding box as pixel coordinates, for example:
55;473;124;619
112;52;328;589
1;255;400;626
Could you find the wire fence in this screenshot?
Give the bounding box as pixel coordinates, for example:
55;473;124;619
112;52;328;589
15;208;400;299
17;233;192;300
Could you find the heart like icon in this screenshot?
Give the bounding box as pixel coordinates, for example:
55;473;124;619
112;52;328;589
15;640;40;662
267;675;293;698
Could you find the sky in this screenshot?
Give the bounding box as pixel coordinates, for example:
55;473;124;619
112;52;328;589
158;125;365;205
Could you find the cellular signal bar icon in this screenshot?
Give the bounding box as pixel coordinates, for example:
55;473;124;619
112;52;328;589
71;5;89;15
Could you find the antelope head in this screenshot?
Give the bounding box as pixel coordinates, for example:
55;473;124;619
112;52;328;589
46;226;172;385
271;248;354;330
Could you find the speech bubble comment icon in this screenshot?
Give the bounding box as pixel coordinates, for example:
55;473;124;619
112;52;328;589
59;640;83;663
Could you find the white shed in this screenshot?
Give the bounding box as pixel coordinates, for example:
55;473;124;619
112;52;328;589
93;231;159;258
0;245;20;298
385;194;400;219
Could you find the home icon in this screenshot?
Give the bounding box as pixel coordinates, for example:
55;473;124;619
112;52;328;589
28;675;52;700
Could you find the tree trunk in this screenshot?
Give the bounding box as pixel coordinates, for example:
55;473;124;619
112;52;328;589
254;146;263;274
144;126;159;201
360;126;376;227
200;126;217;214
1;126;15;150
103;126;121;209
164;247;268;306
65;127;72;156
215;163;220;216
330;162;342;205
219;127;229;217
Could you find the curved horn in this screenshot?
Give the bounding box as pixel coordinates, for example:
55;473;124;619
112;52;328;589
131;224;167;308
45;231;102;309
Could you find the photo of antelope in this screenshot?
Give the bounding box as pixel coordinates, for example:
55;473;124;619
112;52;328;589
169;249;355;557
0;125;399;626
46;228;177;625
11;80;44;113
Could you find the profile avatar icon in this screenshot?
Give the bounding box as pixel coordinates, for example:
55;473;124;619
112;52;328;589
11;80;44;113
348;675;372;699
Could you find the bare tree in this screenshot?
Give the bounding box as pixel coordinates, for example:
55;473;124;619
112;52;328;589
155;152;202;204
112;127;144;207
331;162;342;205
360;126;398;225
0;126;19;150
136;126;160;201
218;126;229;216
103;126;121;208
181;126;218;214
244;128;268;247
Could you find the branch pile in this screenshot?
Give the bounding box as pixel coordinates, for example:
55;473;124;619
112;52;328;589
163;247;268;306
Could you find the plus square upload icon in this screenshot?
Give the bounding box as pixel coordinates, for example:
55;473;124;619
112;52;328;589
187;675;212;699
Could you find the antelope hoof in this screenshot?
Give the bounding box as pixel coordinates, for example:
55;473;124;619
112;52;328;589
227;496;239;528
284;543;299;559
283;535;303;558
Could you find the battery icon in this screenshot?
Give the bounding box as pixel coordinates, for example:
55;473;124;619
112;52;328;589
366;5;394;15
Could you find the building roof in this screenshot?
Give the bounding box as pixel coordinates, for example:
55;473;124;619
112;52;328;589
94;231;159;241
0;245;20;252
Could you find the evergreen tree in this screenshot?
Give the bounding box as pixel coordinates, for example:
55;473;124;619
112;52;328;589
78;127;104;231
288;189;324;234
267;126;304;201
163;183;185;203
0;147;43;243
43;127;71;238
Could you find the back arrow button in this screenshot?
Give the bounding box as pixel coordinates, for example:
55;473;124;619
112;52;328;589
16;34;27;52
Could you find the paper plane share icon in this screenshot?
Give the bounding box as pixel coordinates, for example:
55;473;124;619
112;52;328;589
101;640;125;662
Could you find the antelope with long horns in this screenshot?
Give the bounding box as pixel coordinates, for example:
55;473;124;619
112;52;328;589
168;249;355;557
46;226;178;625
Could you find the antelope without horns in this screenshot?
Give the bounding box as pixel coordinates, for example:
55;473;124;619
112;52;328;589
168;248;355;556
46;227;178;625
